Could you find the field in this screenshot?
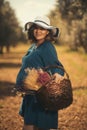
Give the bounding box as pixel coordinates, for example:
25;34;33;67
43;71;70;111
0;44;87;130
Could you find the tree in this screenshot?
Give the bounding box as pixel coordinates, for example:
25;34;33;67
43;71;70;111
0;0;26;54
57;0;87;52
48;0;87;52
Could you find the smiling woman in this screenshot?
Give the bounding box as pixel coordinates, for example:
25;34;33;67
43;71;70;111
16;15;64;130
25;16;59;44
7;0;56;26
33;25;49;45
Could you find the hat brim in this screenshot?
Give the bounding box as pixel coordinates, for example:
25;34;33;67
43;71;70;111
25;21;59;37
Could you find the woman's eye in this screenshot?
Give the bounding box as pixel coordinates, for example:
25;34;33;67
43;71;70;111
34;26;45;30
39;28;43;30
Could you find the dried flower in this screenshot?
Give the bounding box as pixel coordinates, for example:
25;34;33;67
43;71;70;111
37;71;51;86
23;68;51;91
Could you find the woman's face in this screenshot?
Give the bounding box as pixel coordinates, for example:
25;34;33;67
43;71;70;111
33;25;49;44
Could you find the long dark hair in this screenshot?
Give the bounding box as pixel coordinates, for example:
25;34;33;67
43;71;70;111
27;24;56;43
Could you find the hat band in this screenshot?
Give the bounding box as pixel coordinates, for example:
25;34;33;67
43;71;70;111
34;20;49;26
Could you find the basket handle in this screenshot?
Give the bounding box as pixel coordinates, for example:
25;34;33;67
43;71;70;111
43;65;69;79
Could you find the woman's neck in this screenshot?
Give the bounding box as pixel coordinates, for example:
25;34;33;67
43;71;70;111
36;39;45;46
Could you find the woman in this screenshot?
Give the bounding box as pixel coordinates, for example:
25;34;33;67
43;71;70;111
16;16;64;130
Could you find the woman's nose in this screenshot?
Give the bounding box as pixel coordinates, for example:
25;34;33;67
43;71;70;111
36;28;41;33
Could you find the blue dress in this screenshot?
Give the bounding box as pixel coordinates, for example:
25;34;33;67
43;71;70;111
16;41;64;129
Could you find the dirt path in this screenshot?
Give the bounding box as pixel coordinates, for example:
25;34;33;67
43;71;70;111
0;96;23;130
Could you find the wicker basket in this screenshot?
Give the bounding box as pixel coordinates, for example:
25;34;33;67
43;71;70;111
36;65;73;111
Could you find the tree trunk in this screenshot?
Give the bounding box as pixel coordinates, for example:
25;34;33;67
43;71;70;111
6;45;10;53
0;46;3;54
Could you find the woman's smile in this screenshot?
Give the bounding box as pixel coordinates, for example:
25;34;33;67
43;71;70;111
34;26;49;44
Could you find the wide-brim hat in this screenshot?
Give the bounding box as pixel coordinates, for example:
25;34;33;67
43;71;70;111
25;16;59;37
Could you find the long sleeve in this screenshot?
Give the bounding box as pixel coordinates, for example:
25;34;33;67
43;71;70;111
38;41;64;75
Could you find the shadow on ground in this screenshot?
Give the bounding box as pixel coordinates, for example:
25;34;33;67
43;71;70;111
0;81;16;98
0;63;21;68
73;86;87;91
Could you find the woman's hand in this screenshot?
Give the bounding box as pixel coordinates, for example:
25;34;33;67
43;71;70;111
53;73;64;83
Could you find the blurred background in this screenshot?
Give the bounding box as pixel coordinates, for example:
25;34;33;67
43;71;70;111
0;0;87;130
0;0;87;53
